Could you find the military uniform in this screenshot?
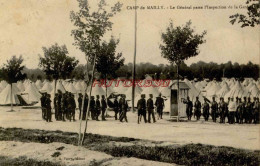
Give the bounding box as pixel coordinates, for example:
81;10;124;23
119;97;128;122
155;96;164;119
78;94;83;120
82;95;88;120
211;100;218;122
61;94;67;121
237;99;244;124
137;97;147;123
194;99;201;120
89;97;95;120
219;100;226;123
202;101;210;121
40;94;47;120
147;97;156;123
183;98;193;120
252;98;259;124
246;99;253;123
70;94;76;121
101;96;107;121
45;95;52;122
54;94;58;120
114;98;119;120
95;96;101;121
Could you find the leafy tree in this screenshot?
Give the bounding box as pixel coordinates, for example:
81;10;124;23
70;0;122;145
160;20;206;120
95;37;124;97
230;0;260;27
39;43;79;93
0;56;26;111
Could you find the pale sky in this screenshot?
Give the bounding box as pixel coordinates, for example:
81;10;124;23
0;0;259;69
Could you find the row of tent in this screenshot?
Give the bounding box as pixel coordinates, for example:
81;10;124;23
0;76;259;108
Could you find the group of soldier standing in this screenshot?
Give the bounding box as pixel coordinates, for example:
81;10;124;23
184;96;260;124
137;93;165;124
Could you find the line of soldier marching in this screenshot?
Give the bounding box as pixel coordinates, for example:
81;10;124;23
184;96;260;124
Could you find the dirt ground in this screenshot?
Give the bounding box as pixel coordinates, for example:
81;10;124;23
0;141;175;166
0;106;259;150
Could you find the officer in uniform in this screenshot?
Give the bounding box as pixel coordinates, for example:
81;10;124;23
114;96;119;120
54;93;58;120
78;93;83;120
235;97;240;123
119;94;128;122
211;97;218;122
57;91;62;121
155;93;164;119
82;94;89;120
101;95;107;121
246;97;253;123
95;95;101;121
70;93;76;121
137;94;147;124
89;96;95;120
252;97;259;124
194;97;201;120
147;94;156;123
183;96;193;121
242;97;247;123
202;98;210;121
40;92;47;120
237;98;244;124
219;97;226;123
61;93;67;121
45;94;52;122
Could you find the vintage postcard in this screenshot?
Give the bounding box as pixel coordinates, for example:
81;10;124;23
0;0;259;165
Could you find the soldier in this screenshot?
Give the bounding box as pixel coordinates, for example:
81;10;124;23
246;97;253;123
118;96;123;118
242;97;247;123
54;93;58;120
226;97;230;123
82;95;89;120
66;92;72;120
252;97;259;124
61;93;67;121
95;95;101;121
57;91;62;120
194;97;201;120
78;93;83;120
119;94;128;122
137;94;147;124
40;92;47;120
101;95;107;121
228;97;236;124
235;97;240;123
89;96;96;120
211;97;218;122
219;97;226;123
202;98;210;121
70;93;76;121
237;98;244;124
45;94;52;122
155;93;164;120
183;96;193;121
114;96;119;120
147;94;156;123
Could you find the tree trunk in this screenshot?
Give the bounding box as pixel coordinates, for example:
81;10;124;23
80;53;97;145
78;57;90;146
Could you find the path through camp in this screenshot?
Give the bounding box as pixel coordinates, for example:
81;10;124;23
0;106;259;150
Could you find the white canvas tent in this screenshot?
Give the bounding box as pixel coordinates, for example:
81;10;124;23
0;84;20;105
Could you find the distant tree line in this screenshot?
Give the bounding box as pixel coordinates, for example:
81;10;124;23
18;60;259;82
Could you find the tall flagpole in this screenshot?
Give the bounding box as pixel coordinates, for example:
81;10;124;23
132;0;137;112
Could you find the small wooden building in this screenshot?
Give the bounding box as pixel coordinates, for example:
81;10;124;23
169;81;190;120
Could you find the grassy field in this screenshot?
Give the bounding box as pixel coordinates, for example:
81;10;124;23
0;156;62;166
0;127;259;166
